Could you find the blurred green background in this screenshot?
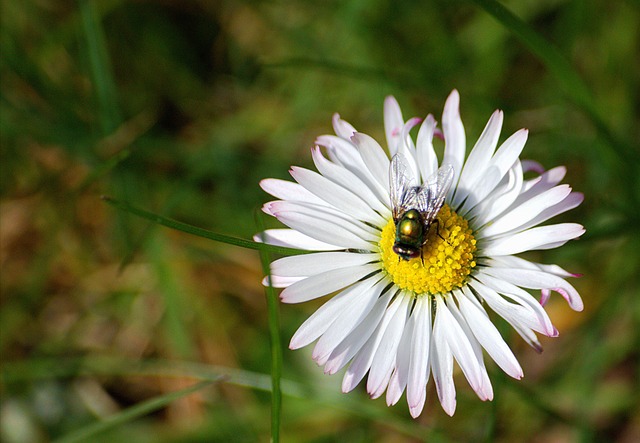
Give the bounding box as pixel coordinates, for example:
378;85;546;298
1;0;639;442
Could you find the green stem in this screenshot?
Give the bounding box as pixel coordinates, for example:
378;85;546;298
257;216;283;443
101;196;306;256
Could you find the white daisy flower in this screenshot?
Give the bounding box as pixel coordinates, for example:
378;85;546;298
257;90;584;417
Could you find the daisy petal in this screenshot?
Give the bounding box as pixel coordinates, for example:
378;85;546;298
367;296;411;398
271;251;379;277
255;229;339;251
272;207;375;250
289;279;377;349
386;307;415;406
384;96;404;155
342;294;404;393
483;267;584;311
351;133;391;190
311;147;390;216
312;278;386;363
453;109;503;208
474;272;556;336
431;322;456;416
324;289;395;374
316;135;389;199
436;296;484;395
481;185;573;238
457;287;523;379
290;166;385;225
416;114;439;180
442;90;466;192
260;178;326;204
262;275;304;288
332;113;357;139
482;223;585;256
280;264;379;304
406;297;432;414
461;129;528;214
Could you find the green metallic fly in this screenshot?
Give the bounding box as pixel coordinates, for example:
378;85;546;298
390;153;454;261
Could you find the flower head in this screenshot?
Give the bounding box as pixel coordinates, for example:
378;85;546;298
257;90;584;417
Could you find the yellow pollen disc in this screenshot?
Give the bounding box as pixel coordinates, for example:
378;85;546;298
379;205;477;296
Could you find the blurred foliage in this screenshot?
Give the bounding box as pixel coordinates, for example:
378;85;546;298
1;0;639;442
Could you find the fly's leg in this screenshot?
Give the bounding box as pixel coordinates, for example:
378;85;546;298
432;219;450;245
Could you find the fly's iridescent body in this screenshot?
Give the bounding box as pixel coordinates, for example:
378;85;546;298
389;153;454;261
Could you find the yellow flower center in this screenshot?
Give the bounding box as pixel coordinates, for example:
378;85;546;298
379;205;477;296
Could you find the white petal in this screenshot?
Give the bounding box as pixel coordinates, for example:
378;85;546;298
386;306;415;406
384;96;404;155
416;114;439;181
271;251;378;277
280;264;379;304
254;229;339;251
460;129;528;214
324;289;394;374
457;287;523;379
453;110;503;208
514;166;567;206
442;90;466;195
311;147;391;217
474;272;556;336
312;278;386;363
341;292;404;393
367;295;411;398
480;185;573;238
509;192;584;234
435;296;484;395
431;318;456;416
332;113;357;139
290;166;385;225
488;254;582;279
482;223;585;256
351;132;391;191
396;118;422;182
316;135;389;200
260;178;326;205
262;275;304;288
446;295;494;401
482;267;584;311
470;276;548;334
468;279;544;351
289;278;378;349
407;296;432;416
468;160;524;226
271;205;376;250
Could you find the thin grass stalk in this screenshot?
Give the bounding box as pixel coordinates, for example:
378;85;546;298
257;214;283;443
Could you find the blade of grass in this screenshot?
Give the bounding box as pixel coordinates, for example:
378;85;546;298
78;0;121;135
2;357;440;441
101;196;307;256
257;213;282;443
468;0;633;163
53;380;216;443
149;235;197;359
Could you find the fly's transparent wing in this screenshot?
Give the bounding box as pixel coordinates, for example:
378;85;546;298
414;164;454;225
389;153;417;220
